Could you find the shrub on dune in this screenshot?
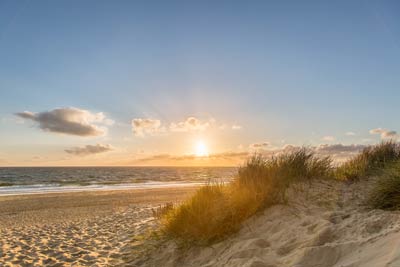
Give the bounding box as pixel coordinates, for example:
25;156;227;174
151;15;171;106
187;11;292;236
160;148;332;245
336;141;400;181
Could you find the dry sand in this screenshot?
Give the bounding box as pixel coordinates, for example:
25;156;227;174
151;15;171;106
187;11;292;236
3;179;400;267
130;179;400;267
0;187;197;266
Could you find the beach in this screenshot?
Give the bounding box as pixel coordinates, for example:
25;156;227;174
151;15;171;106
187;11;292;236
0;186;197;266
133;179;400;267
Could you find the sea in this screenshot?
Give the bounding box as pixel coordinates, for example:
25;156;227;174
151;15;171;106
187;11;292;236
0;167;237;196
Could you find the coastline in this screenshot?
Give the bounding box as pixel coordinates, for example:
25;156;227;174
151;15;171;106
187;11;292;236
0;181;205;196
0;186;198;266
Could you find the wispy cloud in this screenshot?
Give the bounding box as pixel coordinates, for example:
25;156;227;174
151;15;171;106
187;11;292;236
131;118;164;137
169;117;212;132
322;136;335;142
249;142;269;149
345;132;356;136
134;143;367;165
136;151;249;163
232;124;242;130
131;116;237;137
316;143;365;154
16;107;110;136
65;144;113;156
315;143;366;162
369;128;398;139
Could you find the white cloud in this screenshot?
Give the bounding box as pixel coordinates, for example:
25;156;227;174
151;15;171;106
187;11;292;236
345;132;356;136
169;117;212;132
65;144;113;156
131;116;240;137
369;128;398;139
232;124;242;130
322;136;335;142
15;107;110;136
131;118;163;137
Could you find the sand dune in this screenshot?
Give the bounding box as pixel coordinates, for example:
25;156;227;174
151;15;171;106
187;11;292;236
129;180;400;267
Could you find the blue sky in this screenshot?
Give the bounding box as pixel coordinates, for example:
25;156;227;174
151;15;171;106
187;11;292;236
0;0;400;166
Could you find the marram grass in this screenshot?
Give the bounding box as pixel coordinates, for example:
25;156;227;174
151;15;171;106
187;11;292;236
335;141;400;181
367;161;400;210
155;142;400;245
160;148;332;245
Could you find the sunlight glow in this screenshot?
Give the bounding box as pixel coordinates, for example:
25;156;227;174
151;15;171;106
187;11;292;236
195;140;209;157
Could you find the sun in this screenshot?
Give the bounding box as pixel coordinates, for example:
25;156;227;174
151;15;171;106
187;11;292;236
195;140;209;157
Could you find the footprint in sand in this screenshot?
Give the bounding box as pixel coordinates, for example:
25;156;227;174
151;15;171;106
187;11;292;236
249;261;277;267
277;238;298;256
313;226;336;246
231;248;262;259
250;238;271;248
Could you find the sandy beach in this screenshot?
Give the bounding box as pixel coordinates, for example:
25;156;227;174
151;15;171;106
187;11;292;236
0;187;197;266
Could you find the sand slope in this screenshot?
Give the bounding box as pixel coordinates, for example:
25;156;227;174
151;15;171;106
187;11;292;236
130;180;400;267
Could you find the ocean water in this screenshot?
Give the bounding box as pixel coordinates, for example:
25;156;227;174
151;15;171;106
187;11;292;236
0;167;237;195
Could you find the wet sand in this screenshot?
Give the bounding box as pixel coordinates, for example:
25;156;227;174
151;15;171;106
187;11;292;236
0;187;197;266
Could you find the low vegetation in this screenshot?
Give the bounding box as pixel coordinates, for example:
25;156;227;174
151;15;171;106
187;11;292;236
335;141;400;181
367;161;400;210
155;141;400;245
160;148;332;245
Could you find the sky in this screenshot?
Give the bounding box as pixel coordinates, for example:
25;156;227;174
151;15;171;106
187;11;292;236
0;0;400;166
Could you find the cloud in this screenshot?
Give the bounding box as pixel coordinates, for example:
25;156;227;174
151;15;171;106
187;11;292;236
322;136;335;142
65;144;113;156
136;151;249;163
219;124;227;130
131;116;240;137
316;144;366;154
345;132;356;136
131;118;163;137
370;128;398;139
249;142;270;149
315;143;367;162
232;124;242;130
130;142;374;166
169;117;212;132
256;143;367;162
16;107;109;136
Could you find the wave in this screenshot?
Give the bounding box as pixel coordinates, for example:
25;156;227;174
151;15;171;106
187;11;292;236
0;181;205;196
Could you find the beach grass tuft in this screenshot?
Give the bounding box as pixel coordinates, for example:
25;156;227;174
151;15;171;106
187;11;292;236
367;161;400;210
152;202;175;219
335;141;400;181
160;148;332;245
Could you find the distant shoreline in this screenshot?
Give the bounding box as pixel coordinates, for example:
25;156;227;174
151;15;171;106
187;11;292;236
0;181;204;196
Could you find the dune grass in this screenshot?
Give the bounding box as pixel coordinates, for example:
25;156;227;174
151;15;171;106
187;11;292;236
154;142;400;245
335;141;400;181
160;148;332;245
367;161;400;210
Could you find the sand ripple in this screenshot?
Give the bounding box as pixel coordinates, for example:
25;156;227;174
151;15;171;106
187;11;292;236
0;205;157;266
